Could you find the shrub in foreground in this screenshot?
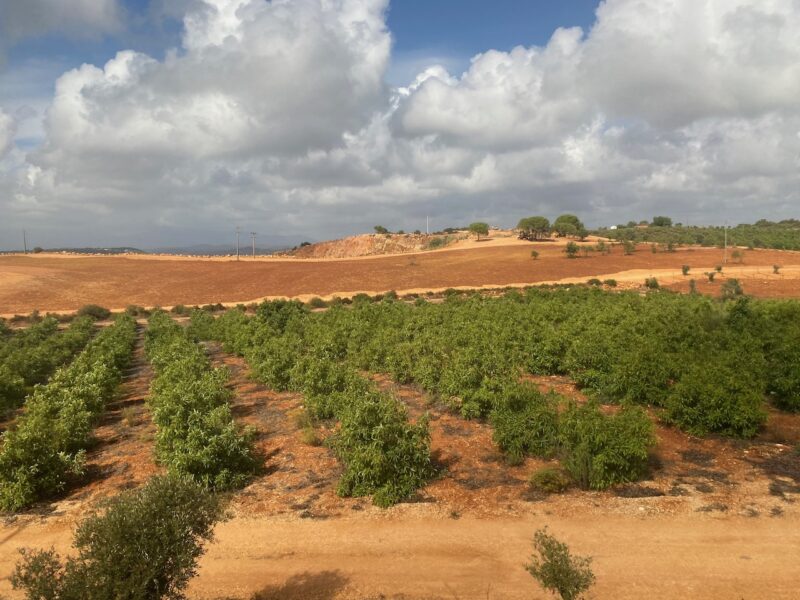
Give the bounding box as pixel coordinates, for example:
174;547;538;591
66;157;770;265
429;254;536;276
11;475;224;600
526;527;595;600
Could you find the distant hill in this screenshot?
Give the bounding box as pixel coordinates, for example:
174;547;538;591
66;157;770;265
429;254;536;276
150;243;292;256
41;247;147;255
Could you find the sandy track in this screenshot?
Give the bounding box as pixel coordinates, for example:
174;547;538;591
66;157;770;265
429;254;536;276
2;244;798;315
0;513;796;599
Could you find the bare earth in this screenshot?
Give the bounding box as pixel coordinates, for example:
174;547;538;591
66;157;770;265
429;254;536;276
1;236;799;315
0;341;798;599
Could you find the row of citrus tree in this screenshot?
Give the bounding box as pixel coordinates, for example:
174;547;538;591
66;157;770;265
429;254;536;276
193;288;800;490
189;305;434;506
143;311;259;490
189;301;655;496
0;316;97;411
0;313;137;511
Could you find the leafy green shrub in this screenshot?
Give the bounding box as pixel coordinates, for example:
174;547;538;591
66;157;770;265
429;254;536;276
529;467;572;494
665;363;766;437
526;527;595;600
11;475;224;600
531;250;540;260
682;265;690;276
603;279;617;287
558;401;655;490
644;277;659;290
491;384;559;464
586;279;602;287
76;305;111;320
334;391;433;507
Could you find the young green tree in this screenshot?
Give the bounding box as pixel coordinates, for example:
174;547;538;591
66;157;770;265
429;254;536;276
531;250;540;260
374;225;389;234
564;242;580;259
468;222;490;240
526;528;595;600
681;265;690;276
11;475;225;600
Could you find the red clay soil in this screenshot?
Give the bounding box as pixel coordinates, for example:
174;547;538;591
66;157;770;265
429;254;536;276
2;245;798;315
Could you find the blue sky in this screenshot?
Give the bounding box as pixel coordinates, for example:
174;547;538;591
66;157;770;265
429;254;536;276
4;1;601;96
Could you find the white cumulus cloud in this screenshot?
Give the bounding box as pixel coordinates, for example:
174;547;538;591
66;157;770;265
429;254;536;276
2;0;800;248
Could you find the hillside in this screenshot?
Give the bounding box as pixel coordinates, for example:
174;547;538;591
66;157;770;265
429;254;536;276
289;232;460;258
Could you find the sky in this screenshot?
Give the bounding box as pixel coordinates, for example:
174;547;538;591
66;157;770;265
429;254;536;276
0;0;798;250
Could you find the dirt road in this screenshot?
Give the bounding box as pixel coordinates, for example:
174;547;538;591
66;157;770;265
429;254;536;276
1;512;796;599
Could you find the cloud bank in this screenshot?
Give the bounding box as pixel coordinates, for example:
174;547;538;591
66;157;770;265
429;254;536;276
1;0;799;248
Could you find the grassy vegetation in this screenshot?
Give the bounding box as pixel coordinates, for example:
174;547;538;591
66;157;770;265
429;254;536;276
0;314;137;511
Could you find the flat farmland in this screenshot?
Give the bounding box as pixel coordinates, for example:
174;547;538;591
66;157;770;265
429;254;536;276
1;240;799;315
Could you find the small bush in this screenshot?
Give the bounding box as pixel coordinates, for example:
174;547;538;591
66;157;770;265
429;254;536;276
773;265;781;274
526;527;595;600
529;467;572;494
564;242;580;259
715;265;723;273
308;297;327;309
11;475;224;600
586;279;602;287
76;304;111;320
170;304;190;316
531;250;540;260
721;278;743;299
644;277;659;290
705;271;716;282
682;265;690;276
603;279;617;287
622;240;636;255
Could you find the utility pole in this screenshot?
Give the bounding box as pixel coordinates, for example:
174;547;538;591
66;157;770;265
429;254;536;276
235;226;241;261
22;229;27;254
251;232;257;258
426;216;429;235
723;220;728;265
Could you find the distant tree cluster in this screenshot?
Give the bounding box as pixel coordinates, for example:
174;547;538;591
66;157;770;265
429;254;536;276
601;218;800;251
516;214;587;240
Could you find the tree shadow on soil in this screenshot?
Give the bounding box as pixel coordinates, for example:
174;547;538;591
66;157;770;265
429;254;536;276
249;570;349;600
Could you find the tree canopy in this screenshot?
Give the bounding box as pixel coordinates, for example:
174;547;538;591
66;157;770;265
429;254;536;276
469;222;490;239
517;216;551;240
